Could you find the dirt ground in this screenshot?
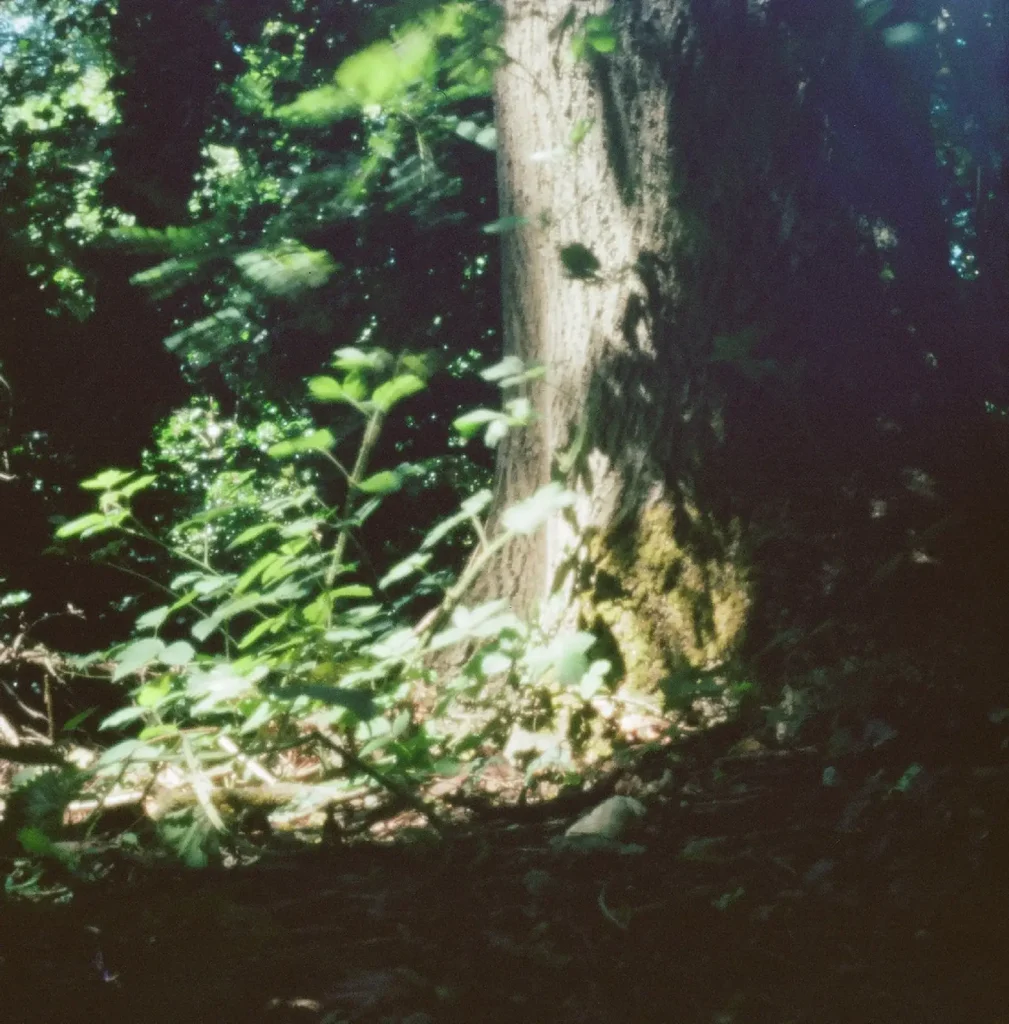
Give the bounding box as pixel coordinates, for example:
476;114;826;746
2;732;1008;1024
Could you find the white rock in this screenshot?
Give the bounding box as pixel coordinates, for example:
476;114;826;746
565;795;646;842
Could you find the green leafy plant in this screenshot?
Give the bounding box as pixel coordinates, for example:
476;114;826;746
50;354;612;864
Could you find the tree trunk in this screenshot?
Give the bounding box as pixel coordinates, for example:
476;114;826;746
488;0;805;690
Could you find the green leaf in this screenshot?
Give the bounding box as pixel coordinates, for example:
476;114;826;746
371;374;426;413
139;724;181;742
62;708;97;732
481;356;526;383
227;523;278;550
484;419;509;448
307;376;350;403
113;638;166;682
268;428;336;459
135;606;170;632
191;618;217;643
275;84;351;124
570;118;594;148
80;469;134;491
137;677;172;707
98;707;148;731
235;244;337;296
161;641;196;667
17;827;55;856
187;667;257;714
235;552;281;595
480;652;512;676
559;242;601;280
553;632;596;685
356;470;402;494
501;483;576;535
118;474;158;498
277;684;376;720
421;489;493;550
238;612;290;649
332;347;391;372
481;216;528;235
453;409;501;438
55;513;112;539
240;701;275;734
474;126;497;150
379;552;431;589
330;584;374;599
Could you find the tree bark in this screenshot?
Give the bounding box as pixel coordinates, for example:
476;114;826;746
488;0;805;689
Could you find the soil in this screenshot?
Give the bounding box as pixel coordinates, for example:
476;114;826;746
2;731;1008;1024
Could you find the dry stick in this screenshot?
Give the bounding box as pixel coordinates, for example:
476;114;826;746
309;729;445;835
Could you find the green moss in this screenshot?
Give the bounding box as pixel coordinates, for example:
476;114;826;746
580;499;750;696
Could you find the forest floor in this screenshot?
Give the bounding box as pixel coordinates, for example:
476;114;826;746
2;725;1008;1024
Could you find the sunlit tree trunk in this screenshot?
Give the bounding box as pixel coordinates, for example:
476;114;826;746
487;0;785;689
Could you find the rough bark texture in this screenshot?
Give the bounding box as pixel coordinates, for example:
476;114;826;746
489;0;806;690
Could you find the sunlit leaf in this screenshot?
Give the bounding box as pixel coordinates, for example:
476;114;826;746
161;641;196;667
55;513;112;538
501;483;575;535
99;706;147;730
379;552;431;589
332;347;391;372
235;244;337;296
481;216;528;235
331;584;374;599
268;429;336;458
135;606;170;632
356;470;402;494
453;409;501;437
139;724;181;742
113;638;166;682
371;373;425;412
307;376;350;403
97;739;163;767
137;678;172;707
240;700;275;734
276;683;376;720
80;469;134;491
227;523;278;550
